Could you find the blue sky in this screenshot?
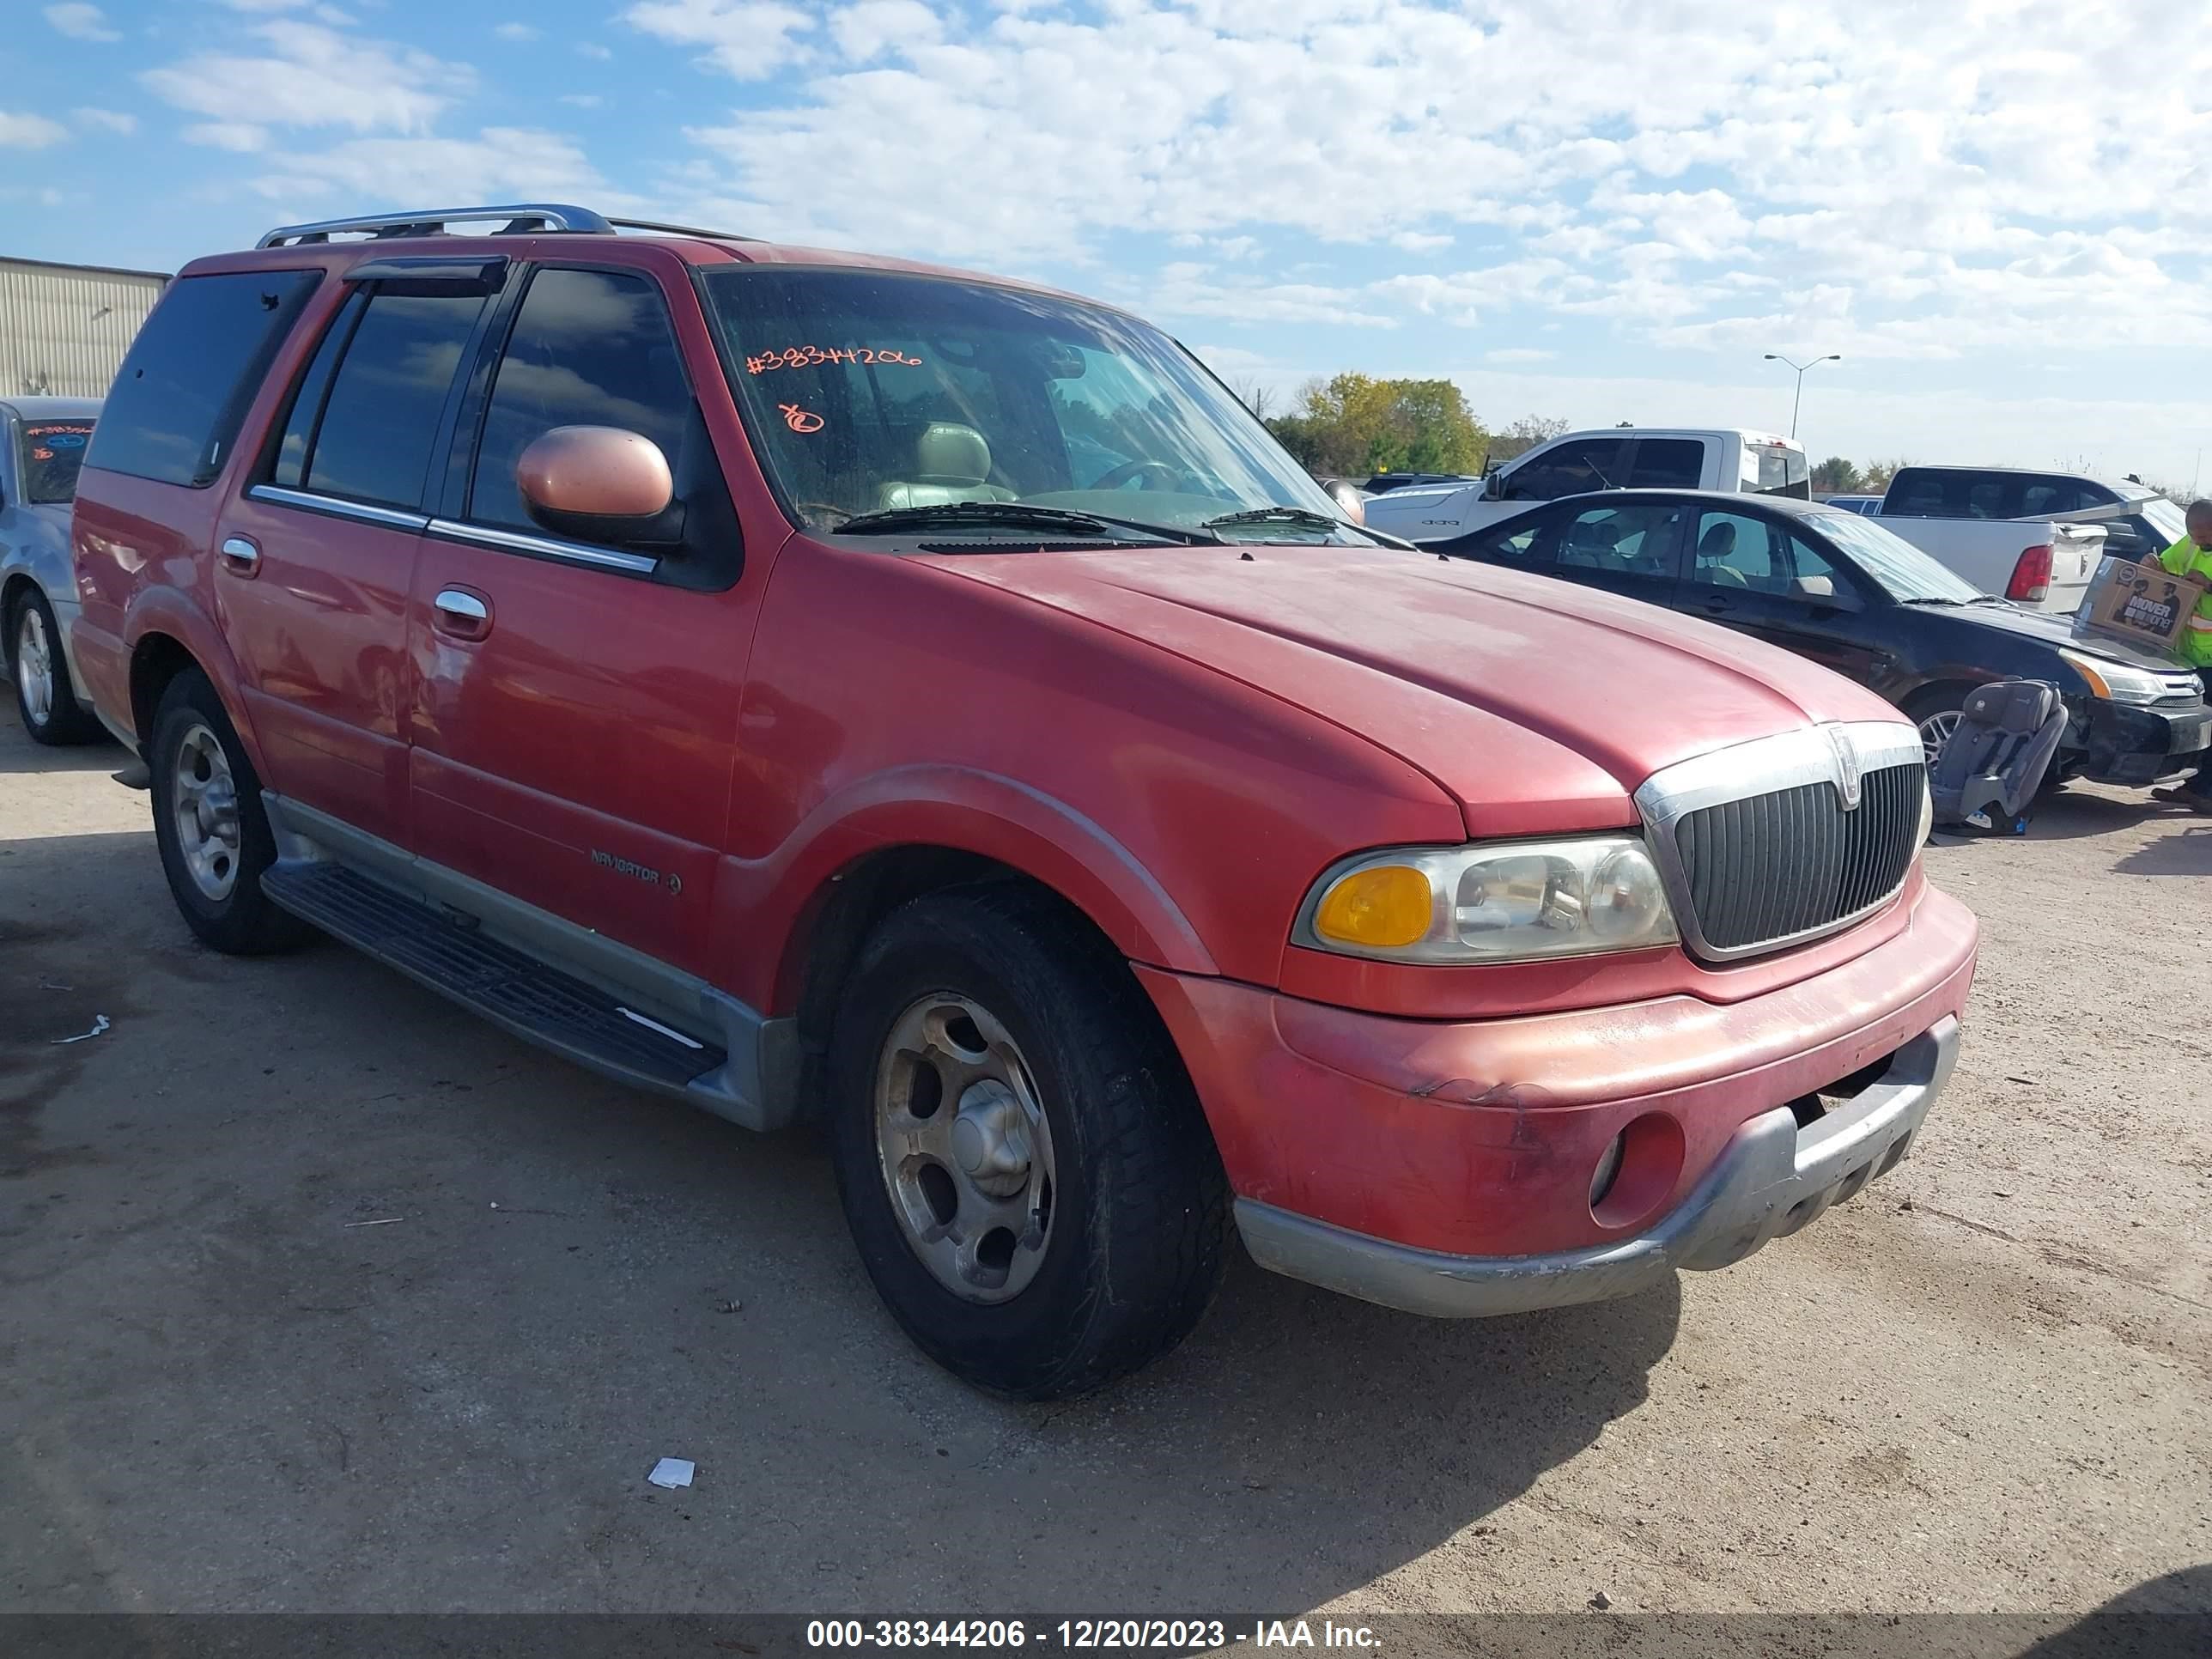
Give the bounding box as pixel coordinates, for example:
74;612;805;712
6;0;2209;484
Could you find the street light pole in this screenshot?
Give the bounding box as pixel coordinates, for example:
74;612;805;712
1763;352;1840;439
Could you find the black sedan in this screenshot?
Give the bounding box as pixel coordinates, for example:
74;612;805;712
1431;489;2212;786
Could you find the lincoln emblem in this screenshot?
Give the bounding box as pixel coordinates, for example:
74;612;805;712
1826;726;1863;811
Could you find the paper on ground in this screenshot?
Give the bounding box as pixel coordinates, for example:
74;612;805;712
647;1457;695;1489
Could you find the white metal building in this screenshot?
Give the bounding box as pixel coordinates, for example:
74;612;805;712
0;256;168;400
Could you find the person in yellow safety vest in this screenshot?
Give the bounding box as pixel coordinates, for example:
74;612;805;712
2150;498;2212;811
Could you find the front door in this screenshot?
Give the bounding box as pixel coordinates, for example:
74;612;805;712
218;281;492;844
1680;508;1887;689
407;258;752;979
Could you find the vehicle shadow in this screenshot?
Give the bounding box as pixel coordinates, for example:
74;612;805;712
0;825;1680;1614
2020;787;2163;842
2008;1562;2212;1656
0;690;122;775
2112;825;2212;877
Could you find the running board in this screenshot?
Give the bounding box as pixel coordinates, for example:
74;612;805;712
259;861;726;1098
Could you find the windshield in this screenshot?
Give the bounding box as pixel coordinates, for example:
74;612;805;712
20;419;96;504
1806;509;1987;604
699;268;1360;542
2139;495;2187;545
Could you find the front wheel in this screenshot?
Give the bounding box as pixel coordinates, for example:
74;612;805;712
1906;688;1969;769
9;587;104;745
826;885;1230;1399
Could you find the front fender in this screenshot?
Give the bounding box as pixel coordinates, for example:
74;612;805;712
713;763;1217;1012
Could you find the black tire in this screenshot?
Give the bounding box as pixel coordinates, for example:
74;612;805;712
826;884;1231;1400
7;586;104;745
148;668;314;956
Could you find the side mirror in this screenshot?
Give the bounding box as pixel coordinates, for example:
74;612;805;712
515;425;684;548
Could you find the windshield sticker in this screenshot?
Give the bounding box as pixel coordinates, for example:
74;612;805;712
778;403;826;434
746;346;921;374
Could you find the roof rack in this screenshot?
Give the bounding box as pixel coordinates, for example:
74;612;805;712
257;203;757;249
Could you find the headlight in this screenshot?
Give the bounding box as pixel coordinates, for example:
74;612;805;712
1298;836;1679;963
2058;647;2168;705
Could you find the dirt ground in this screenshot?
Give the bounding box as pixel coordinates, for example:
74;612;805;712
2;692;2208;1619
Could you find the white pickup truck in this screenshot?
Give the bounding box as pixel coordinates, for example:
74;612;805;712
1874;466;2118;613
1363;426;1809;541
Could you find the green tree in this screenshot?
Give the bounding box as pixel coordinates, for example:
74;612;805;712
1266;373;1487;478
1860;456;1910;491
1485;415;1571;465
1811;456;1863;493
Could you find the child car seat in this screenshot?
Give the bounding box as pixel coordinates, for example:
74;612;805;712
1927;679;2067;835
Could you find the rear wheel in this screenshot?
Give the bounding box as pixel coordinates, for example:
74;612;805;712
826;884;1230;1399
148;669;314;956
8;587;103;745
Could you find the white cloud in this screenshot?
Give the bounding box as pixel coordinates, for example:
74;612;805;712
250;126;608;208
185;122;271;152
622;0;815;80
44;3;120;42
1146;262;1396;329
630;0;2212;362
73;106;137;133
495;21;540;40
0;111;70;148
143;21;474;136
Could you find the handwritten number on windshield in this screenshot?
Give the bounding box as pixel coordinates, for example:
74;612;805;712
746;346;921;374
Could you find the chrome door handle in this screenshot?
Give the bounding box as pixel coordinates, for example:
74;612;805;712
434;589;489;623
432;587;492;639
220;536;260;574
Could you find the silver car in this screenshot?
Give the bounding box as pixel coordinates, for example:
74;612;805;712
2;395;106;744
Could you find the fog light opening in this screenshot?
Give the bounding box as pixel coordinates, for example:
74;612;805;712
1589;1134;1626;1209
1590;1111;1687;1231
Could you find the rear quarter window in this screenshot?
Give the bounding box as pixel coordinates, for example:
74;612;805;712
86;269;321;489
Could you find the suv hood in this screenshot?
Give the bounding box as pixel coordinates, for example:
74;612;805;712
926;544;1900;836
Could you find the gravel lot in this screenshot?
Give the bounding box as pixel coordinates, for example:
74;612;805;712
3;693;2208;1620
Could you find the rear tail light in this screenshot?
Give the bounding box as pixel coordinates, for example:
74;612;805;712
2006;544;2053;602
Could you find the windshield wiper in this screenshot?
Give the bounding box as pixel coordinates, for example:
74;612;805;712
832;501;1218;544
1899;594;2005;606
1201;506;1343;532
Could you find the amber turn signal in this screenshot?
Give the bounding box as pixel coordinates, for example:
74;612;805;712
1313;865;1433;948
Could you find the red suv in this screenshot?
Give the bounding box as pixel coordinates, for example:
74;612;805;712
69;205;1978;1397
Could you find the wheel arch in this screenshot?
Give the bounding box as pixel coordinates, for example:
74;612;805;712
121;590;262;767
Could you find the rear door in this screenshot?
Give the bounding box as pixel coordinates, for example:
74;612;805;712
1545;498;1688;613
408;255;752;977
1682;507;1887;687
218;270;492;843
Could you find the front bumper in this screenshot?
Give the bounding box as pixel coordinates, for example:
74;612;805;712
1237;1017;1957;1317
2078;697;2211;785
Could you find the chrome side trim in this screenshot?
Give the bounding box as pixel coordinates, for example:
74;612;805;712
246;484;432;532
261;793;799;1131
425;517;659;574
1237;1017;1959;1319
1634;720;1923;963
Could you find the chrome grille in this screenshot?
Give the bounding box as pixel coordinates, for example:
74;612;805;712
1635;723;1928;963
1674;762;1923;952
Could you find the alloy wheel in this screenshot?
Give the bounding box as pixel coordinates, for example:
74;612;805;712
15;605;54;729
171;722;242;902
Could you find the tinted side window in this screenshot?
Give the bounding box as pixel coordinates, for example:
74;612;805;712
1886;470;1954;516
1455;511;1558;567
1627;439;1704;489
2020;477;2091;517
301;290;484;507
470;268;691;533
1688;511;1783;588
86;269;320;488
1501;437;1626;501
1556;502;1680;575
271;289;365;489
